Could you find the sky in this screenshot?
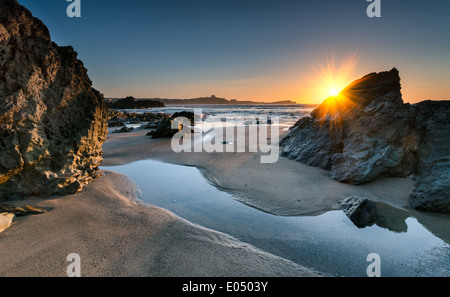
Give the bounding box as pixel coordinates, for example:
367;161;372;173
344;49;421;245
18;0;450;104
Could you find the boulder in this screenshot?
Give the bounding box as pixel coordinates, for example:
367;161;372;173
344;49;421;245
108;121;125;127
150;111;195;138
280;68;450;213
113;126;134;133
340;196;378;228
0;0;107;200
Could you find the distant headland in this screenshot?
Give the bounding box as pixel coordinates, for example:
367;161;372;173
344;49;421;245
105;95;299;108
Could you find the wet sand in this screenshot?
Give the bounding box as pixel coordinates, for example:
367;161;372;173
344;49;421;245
0;168;320;277
102;128;416;216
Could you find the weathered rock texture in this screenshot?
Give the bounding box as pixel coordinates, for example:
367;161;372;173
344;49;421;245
0;0;107;199
280;68;450;213
148;111;195;138
340;196;378;228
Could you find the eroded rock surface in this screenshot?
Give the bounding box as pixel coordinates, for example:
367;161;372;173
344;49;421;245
280;68;450;213
340;196;378;228
0;0;107;199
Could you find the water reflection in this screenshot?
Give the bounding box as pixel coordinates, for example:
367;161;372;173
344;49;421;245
374;202;410;233
102;160;449;277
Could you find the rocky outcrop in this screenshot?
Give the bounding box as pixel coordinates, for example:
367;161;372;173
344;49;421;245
280;68;450;213
106;96;165;109
148;111;195;138
0;0;107;199
408;101;450;211
112;126;134;133
107;110;169;128
0;204;47;216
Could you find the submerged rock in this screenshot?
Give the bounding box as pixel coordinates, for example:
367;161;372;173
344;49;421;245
340;196;378;228
0;0;107;199
280;68;450;213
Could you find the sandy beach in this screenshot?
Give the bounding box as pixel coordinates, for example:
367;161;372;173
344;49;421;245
0;127;448;277
0;127;325;277
1;0;449;280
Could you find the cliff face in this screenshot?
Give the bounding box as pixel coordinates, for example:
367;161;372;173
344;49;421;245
280;68;450;213
0;0;107;199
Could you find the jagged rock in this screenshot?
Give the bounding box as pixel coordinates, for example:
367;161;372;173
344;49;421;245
0;204;47;216
150;111;195;138
340;196;378;228
0;0;107;200
281;68;415;179
280;68;450;213
408;101;450;212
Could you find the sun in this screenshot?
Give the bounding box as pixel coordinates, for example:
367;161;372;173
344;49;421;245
308;52;361;102
329;87;339;97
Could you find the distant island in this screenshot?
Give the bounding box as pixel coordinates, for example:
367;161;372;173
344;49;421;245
105;95;299;108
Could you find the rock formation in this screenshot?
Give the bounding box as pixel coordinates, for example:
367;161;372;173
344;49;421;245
106;96;165;109
280;68;450;213
340;196;378;228
149;111;195;138
0;0;107;199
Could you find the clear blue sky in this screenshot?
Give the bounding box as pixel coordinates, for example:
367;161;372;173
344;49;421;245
18;0;450;103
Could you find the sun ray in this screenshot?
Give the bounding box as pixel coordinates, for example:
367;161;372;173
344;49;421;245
307;52;362;132
312;52;361;102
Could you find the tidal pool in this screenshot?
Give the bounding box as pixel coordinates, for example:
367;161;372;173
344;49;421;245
102;160;449;277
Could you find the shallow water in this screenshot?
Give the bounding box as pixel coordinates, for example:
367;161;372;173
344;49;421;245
102;160;449;277
119;104;315;129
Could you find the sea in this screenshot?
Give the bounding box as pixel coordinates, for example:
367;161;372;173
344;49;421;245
118;104;317;130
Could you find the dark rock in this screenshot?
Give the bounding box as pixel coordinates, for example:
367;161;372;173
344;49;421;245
408;101;450;212
139;121;161;129
280;68;450;213
150;111;196;139
280;117;344;170
107;110;169;129
108;121;125;127
113;126;134;133
0;204;47;216
0;1;107;199
106;96;165;109
340;196;378;228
